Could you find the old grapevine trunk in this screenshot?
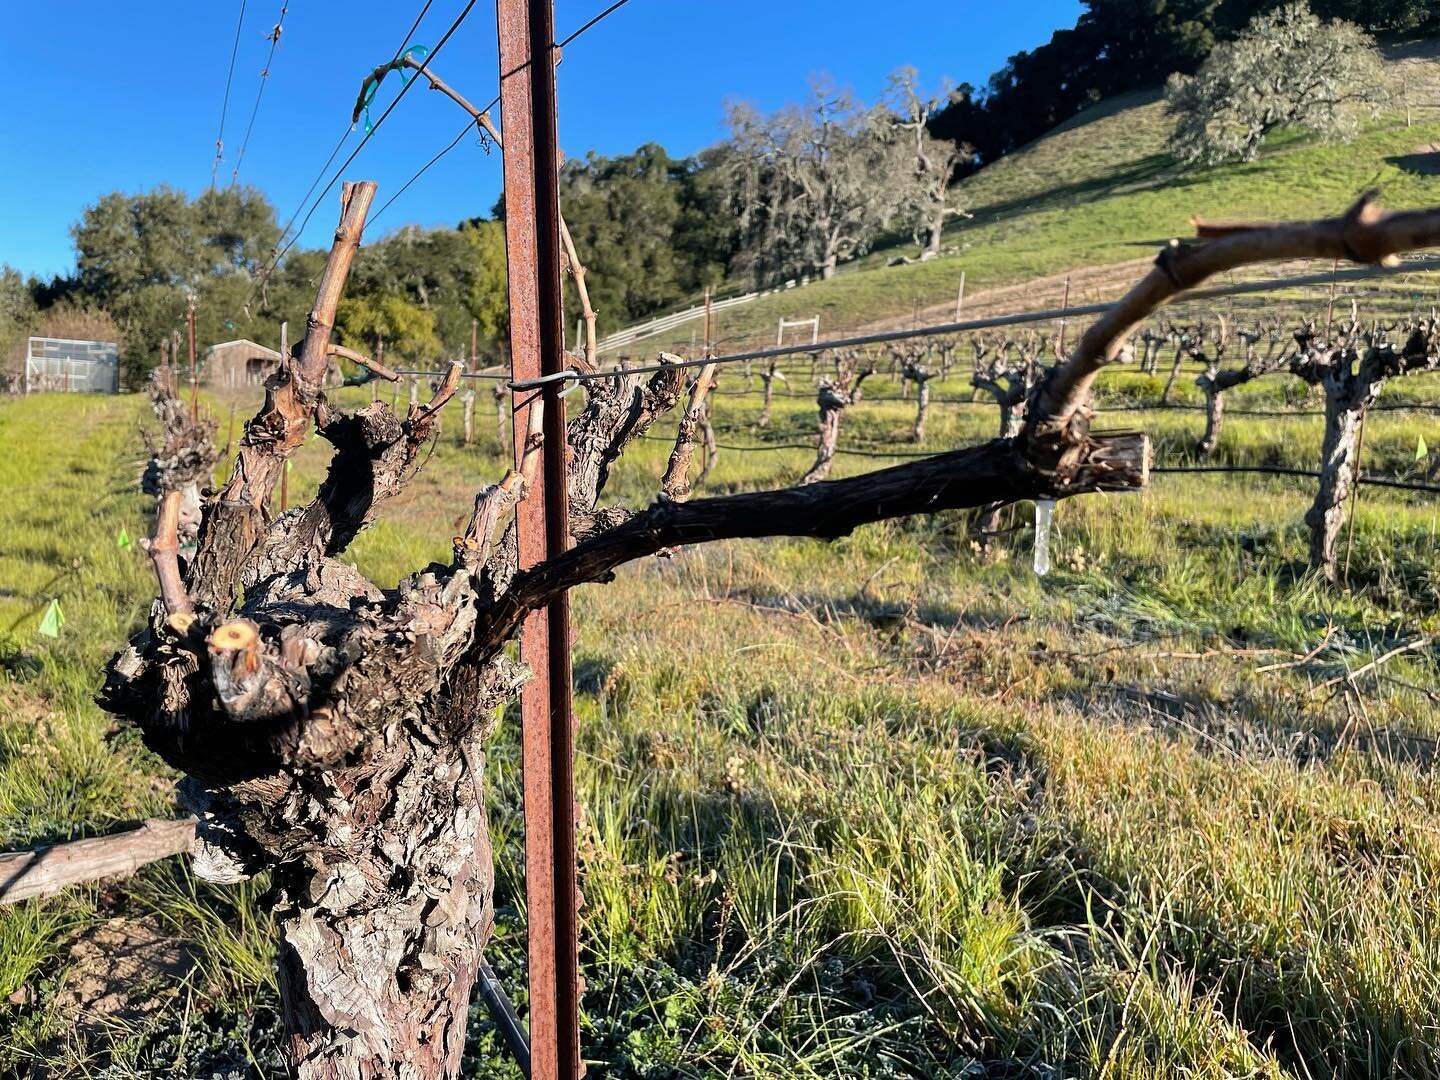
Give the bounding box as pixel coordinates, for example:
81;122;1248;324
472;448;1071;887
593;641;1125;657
142;371;219;542
913;377;931;443
1293;318;1438;579
1305;394;1363;576
971;368;1031;545
102;188;1440;1078
801;384;849;484
1196;377;1226;459
270;666;515;1078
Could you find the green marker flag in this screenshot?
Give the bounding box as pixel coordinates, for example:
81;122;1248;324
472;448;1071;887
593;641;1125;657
37;599;64;639
1417;435;1429;462
116;526;132;549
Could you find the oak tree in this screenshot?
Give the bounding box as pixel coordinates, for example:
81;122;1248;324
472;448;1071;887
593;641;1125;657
1165;2;1388;166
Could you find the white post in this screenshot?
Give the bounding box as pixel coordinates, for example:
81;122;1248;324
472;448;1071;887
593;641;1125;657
955;271;966;321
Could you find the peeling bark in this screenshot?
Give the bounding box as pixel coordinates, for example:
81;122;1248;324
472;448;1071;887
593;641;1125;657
801;383;849;484
1292;318;1439;578
97;190;1440;1078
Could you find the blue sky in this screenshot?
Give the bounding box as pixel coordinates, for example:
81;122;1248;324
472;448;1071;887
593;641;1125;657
0;0;1082;279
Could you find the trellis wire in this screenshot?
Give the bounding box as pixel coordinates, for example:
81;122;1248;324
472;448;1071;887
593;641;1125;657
387;258;1440;387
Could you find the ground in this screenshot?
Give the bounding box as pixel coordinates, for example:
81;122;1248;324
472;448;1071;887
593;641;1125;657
0;346;1438;1077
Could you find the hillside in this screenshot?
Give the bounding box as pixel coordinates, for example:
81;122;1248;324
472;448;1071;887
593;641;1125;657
632;41;1440;356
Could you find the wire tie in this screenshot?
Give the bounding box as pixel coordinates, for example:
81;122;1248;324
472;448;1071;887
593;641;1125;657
508;369;578;391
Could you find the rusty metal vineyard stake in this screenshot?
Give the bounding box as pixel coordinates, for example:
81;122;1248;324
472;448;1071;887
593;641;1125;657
497;0;582;1076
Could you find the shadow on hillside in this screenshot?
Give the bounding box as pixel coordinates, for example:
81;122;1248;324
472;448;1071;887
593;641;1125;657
1387;149;1440;176
971;153;1174;228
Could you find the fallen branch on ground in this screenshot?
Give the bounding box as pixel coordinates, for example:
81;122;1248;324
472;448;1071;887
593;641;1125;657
0;818;196;905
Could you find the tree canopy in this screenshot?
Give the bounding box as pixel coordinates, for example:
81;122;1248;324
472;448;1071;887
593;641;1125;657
1165;3;1388;165
554;144;738;326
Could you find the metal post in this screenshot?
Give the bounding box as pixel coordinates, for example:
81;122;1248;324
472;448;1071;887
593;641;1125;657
496;1;581;1078
702;286;712;356
187;295;199;421
1056;275;1072;357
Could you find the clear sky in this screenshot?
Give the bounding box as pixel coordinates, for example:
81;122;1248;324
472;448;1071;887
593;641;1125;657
0;0;1083;280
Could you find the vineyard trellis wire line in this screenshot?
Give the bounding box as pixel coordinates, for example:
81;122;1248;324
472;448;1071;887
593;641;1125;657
234;0;442;317
255;0;479;274
707;389;1440;415
381;257;1440;386
386;365;1440;418
228;1;291;188
628;434;1440;494
210;0;250;189
369;0;634;225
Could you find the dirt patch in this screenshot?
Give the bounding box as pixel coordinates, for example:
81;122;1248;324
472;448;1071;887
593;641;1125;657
49;916;196;1030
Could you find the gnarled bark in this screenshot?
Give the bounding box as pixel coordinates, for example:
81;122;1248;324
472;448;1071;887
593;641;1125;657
1292;317;1438;578
96;190;1440;1078
142;371;219;544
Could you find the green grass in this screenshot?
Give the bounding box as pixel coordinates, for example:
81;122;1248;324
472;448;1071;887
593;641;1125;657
0;369;1437;1077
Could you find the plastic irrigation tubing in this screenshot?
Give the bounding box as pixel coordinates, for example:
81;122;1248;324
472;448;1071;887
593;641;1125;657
1151;465;1440;494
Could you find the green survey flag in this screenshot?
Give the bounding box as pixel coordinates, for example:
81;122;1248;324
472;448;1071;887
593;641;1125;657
116;526;132;549
1417;435;1429;462
37;599;64;639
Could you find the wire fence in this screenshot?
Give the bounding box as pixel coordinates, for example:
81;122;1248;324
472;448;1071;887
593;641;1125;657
378;257;1440;390
628;434;1440;495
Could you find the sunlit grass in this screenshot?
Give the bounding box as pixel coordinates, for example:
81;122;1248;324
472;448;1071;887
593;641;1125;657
0;355;1437;1078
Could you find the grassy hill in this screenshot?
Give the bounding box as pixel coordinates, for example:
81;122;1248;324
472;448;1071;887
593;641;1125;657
636;41;1440;356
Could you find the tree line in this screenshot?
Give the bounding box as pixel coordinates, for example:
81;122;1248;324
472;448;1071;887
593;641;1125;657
2;0;1425;384
0;186;515;388
1;65;965;384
